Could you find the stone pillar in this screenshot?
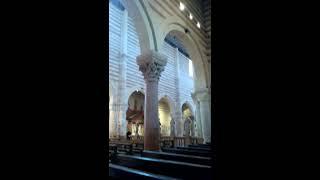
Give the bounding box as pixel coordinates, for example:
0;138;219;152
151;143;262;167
193;89;211;143
116;53;128;138
195;102;203;138
193;98;203;138
116;103;127;139
192;92;203;138
116;9;128;139
110;102;127;139
191;119;195;137
109;103;118;138
170;115;175;137
137;50;167;151
174;48;183;137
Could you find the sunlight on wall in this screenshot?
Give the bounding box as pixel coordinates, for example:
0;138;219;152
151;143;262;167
158;100;171;136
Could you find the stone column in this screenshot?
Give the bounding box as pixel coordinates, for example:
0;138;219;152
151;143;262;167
137;50;167;151
193;89;211;143
191;119;195;137
170;115;175;137
116;53;128;139
116;9;128;139
116;103;127;139
174;48;183;137
192;93;203;138
109;103;118;138
195;102;203;138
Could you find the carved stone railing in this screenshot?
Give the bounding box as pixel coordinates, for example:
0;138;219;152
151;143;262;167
131;136;144;142
160;136;174;147
109;136;204;148
191;137;204;145
173;137;186;147
161;136;204;147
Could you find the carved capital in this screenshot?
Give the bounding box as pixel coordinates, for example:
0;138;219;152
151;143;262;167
136;50;167;82
192;88;211;102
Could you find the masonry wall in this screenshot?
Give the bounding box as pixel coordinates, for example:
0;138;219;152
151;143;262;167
108;4;122;82
126;15;144;89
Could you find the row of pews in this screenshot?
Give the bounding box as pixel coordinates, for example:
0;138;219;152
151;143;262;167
109;141;213;179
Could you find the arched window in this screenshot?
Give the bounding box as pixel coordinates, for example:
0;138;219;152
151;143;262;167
188;59;193;78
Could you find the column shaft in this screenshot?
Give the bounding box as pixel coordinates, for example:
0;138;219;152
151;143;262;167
199;99;211;143
117;9;128;138
136;50;167;151
144;80;160;150
174;48;183;137
110;104;120;138
195;102;203;138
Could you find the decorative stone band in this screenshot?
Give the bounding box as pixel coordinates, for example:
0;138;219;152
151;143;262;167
109;103;128;111
136;50;167;82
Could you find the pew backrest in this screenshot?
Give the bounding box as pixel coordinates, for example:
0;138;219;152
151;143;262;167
109;163;180;180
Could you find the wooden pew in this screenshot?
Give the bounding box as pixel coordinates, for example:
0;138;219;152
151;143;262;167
109;143;133;155
109;163;179;180
188;144;212;149
161;147;211;157
176;146;212;152
109;142;144;155
141;150;212;166
132;143;144;154
113;154;212;179
109;144;118;161
189;144;211;149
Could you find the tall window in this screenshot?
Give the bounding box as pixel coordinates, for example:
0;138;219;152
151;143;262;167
188;59;193;78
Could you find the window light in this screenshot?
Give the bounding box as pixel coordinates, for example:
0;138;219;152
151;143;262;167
179;2;185;11
189;59;193;78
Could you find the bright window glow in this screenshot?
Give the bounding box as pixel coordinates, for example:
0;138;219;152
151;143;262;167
189;13;193;20
179;2;185;11
189;59;193;78
197;22;201;29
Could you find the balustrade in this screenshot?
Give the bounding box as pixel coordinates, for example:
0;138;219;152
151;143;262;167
109;136;204;148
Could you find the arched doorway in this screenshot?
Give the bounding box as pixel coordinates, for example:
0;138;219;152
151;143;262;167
182;102;195;137
158;97;172;137
126;90;144;140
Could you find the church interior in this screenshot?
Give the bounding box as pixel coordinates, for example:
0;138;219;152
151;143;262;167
108;0;212;178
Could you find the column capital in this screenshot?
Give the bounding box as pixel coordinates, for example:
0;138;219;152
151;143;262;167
136;50;167;82
192;88;211;102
